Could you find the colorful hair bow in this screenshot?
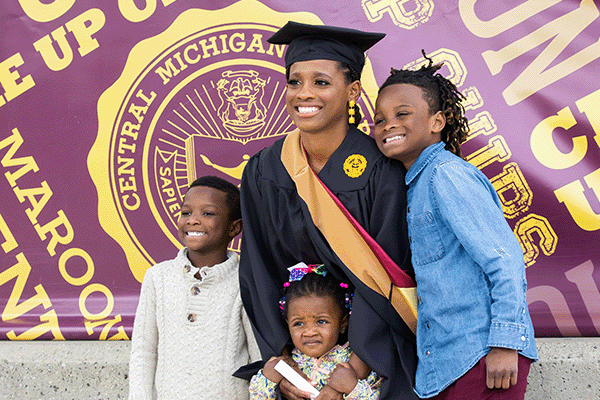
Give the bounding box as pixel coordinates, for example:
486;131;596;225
280;262;327;311
279;263;353;314
287;262;327;282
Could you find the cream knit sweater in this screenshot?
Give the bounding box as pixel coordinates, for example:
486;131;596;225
128;249;261;399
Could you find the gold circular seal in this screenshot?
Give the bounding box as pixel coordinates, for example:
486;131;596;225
89;2;380;282
343;154;367;178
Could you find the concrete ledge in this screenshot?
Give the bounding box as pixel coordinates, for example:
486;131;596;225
0;338;598;399
525;337;600;400
0;341;129;400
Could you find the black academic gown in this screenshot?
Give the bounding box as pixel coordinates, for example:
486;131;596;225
239;127;418;399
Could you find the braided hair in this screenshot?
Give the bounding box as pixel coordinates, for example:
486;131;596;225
379;51;469;157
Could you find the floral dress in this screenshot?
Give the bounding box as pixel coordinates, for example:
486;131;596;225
249;343;382;399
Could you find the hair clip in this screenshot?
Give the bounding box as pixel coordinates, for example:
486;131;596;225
339;282;353;313
344;291;353;313
287;262;326;282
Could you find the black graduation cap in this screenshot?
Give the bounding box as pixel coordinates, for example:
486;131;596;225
267;21;386;74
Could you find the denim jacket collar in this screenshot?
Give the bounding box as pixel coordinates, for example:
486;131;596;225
405;141;445;186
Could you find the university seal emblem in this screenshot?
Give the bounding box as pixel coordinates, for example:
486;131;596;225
88;0;380;281
343;154;368;178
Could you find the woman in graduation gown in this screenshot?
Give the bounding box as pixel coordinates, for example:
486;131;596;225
239;21;418;400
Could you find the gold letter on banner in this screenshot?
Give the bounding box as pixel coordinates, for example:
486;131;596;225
119;0;156;23
531;107;585;170
0;128;39;186
490;163;532;219
1;253;52;321
0;212;17;253
514;214;557;267
565;260;600;335
13;181;53;225
576;88;600;150
555;168;600;231
33;26;74;71
85;314;129;340
34;210;74;256
462;111;497;143
79;284;114;320
480;0;600;105
59;248;95;286
362;0;434;29
18;0;75;23
65;9;106;58
0;54;36;107
6;310;64;340
465;136;510;169
459;0;561;38
527;285;580;336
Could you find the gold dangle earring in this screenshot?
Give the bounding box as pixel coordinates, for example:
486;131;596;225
348;100;356;125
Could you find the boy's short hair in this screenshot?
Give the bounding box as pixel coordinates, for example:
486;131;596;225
187;176;241;221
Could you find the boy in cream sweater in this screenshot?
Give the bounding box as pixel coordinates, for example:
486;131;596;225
129;176;260;399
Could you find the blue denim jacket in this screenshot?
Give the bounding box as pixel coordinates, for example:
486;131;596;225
406;142;537;398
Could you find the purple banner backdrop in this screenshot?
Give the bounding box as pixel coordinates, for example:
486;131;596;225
0;0;599;340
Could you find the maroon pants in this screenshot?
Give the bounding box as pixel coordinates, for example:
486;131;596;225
430;355;532;400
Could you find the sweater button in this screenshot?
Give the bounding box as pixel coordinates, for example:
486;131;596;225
425;351;431;356
191;285;200;295
187;313;196;322
521;336;526;342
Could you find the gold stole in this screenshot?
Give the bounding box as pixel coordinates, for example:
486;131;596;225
281;129;418;334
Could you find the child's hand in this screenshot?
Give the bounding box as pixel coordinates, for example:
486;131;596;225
262;356;285;384
280;379;316;400
326;362;358;395
485;347;518;389
277;357;315;400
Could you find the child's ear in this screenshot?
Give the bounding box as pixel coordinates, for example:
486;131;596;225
431;110;446;134
229;218;242;238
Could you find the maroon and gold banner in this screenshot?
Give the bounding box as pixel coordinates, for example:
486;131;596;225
1;0;599;339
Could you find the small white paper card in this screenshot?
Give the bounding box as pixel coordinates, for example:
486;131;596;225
274;360;320;397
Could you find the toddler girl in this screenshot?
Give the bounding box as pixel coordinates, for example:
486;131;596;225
249;263;381;399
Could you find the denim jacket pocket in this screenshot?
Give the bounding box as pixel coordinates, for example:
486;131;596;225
408;211;445;266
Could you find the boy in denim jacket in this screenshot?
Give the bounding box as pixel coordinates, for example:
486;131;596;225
372;57;537;399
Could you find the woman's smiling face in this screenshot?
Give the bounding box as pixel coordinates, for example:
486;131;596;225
285;59;355;135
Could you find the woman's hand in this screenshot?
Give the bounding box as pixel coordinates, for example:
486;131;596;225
262;356;285;384
485;347;518;389
326;362;358;394
314;385;344;400
348;352;371;380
